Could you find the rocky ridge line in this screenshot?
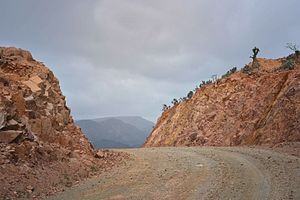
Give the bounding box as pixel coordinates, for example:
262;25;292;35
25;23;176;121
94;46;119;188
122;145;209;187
144;54;300;147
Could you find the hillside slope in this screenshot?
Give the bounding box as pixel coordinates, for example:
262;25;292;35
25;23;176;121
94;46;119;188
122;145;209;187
77;116;153;148
94;116;154;134
144;54;300;147
0;47;126;199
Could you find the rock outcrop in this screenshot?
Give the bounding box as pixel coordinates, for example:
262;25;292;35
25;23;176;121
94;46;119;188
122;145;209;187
0;47;93;153
144;54;300;147
0;47;127;199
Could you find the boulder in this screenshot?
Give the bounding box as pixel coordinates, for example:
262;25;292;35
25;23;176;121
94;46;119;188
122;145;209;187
11;93;26;118
0;130;22;143
23;80;41;92
0;47;34;61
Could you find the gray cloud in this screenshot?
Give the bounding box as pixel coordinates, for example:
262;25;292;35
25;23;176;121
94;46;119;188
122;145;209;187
1;0;299;121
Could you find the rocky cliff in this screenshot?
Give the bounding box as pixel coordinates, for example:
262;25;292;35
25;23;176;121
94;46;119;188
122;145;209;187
144;54;300;147
0;47;127;199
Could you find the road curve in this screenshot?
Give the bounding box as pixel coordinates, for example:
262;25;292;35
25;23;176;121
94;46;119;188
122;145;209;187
48;147;300;200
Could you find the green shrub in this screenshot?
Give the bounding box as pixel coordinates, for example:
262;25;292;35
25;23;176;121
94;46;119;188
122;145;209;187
279;60;295;70
187;91;193;99
222;67;237;78
90;165;98;172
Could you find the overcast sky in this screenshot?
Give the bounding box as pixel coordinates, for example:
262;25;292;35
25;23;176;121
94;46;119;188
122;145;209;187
1;0;299;122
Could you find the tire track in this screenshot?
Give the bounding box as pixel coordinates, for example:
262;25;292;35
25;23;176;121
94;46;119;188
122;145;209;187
48;147;300;200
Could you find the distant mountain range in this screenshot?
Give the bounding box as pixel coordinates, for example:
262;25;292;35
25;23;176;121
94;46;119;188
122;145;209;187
76;116;154;148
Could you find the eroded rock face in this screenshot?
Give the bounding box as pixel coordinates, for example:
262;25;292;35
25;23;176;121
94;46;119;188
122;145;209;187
0;47;128;199
144;55;300;147
0;47;93;154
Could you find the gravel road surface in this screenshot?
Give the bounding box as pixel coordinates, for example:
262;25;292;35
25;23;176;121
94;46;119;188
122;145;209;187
48;147;300;200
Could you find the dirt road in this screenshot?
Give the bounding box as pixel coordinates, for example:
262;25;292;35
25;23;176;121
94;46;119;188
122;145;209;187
48;147;300;200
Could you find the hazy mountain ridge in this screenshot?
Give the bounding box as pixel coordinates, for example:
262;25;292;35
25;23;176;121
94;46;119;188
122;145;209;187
94;116;154;133
76;116;154;148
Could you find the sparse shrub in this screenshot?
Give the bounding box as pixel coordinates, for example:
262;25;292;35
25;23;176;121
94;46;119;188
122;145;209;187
162;104;168;111
286;43;299;52
211;74;218;82
187;91;193;99
242;64;251;74
286;43;299;57
171;98;178;105
193;86;199;92
250;46;260;60
90;165;98;172
241;47;261;74
279;60;295;71
206;80;212;84
250;46;261;69
222;67;237;78
231;67;237;73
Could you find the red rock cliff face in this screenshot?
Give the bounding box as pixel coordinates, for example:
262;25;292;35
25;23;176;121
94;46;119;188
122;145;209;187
144;55;300;147
0;47;93;154
0;47;127;198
